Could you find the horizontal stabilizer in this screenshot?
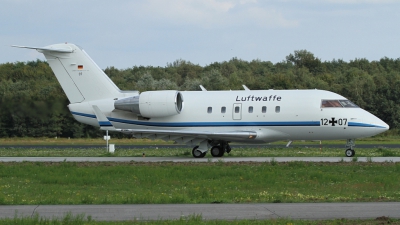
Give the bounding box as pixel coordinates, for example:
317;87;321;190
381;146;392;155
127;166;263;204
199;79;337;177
12;45;73;53
13;43;123;103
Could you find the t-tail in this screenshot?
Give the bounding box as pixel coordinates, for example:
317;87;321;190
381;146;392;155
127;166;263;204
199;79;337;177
12;43;123;103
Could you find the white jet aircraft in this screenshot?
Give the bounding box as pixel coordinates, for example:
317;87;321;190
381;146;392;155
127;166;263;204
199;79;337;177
13;43;389;158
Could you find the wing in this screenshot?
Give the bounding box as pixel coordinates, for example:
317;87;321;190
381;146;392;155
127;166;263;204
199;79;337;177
92;105;257;145
119;128;257;144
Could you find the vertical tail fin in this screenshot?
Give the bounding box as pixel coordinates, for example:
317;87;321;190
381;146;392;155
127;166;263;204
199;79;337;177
13;43;121;103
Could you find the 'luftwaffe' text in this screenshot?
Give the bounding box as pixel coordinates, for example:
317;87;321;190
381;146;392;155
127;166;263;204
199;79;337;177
236;95;282;101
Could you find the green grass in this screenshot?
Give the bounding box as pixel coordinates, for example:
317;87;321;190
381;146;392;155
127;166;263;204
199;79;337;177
0;137;174;145
1;213;399;225
0;146;399;157
0;161;400;205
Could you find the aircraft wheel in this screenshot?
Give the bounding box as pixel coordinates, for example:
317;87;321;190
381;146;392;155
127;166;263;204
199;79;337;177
211;146;224;157
192;146;206;158
345;149;355;157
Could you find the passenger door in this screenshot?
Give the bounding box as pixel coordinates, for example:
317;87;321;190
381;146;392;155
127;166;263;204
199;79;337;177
232;103;242;120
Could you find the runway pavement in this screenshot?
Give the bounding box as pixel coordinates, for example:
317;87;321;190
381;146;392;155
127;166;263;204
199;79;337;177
1;156;400;162
1;144;399;149
1;203;399;221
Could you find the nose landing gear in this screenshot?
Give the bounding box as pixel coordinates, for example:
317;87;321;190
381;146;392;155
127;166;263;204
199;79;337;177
345;148;355;157
345;139;356;157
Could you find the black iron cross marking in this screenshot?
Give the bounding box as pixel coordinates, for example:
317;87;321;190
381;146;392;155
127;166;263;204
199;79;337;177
329;117;338;126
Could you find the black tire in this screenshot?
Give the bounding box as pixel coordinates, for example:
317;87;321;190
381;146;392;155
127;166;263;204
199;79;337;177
192;146;206;158
211;146;224;157
345;149;355;157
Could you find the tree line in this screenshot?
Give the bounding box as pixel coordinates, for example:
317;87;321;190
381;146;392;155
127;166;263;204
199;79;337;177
0;50;399;138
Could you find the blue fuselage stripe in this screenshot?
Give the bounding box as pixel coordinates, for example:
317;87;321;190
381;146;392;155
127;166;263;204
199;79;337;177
71;111;319;127
99;121;113;126
71;111;384;128
73;111;96;119
348;122;386;128
110;117;320;127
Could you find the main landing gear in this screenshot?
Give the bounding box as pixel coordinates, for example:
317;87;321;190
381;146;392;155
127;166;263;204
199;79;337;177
345;139;356;157
192;146;206;158
192;141;231;158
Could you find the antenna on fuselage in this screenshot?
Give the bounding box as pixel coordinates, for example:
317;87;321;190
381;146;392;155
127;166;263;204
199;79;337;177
199;85;207;91
242;85;250;91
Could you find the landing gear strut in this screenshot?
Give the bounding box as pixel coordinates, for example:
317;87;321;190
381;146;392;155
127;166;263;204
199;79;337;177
345;139;356;157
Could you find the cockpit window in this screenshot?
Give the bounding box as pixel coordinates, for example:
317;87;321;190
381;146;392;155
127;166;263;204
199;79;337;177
321;100;359;108
321;100;342;107
339;100;358;108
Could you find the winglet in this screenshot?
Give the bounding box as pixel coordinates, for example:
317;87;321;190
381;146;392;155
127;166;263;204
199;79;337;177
199;85;207;91
92;105;115;130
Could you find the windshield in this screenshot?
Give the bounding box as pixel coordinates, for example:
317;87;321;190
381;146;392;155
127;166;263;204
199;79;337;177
321;100;359;108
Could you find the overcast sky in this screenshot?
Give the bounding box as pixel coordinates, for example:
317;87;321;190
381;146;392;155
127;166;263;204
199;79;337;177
1;0;399;69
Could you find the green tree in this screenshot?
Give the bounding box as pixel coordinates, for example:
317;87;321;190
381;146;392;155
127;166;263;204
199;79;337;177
286;50;323;75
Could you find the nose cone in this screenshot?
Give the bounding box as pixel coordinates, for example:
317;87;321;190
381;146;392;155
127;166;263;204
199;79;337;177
378;119;390;131
349;109;389;138
351;109;389;138
368;114;390;135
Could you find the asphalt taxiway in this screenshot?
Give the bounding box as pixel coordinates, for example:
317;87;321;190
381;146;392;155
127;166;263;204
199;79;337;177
1;203;399;221
1;156;400;162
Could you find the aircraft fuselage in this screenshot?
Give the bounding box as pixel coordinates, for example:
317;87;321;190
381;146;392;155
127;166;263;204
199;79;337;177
69;89;388;143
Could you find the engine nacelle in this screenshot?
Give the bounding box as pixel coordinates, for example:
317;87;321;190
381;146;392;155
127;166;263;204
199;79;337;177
114;90;184;118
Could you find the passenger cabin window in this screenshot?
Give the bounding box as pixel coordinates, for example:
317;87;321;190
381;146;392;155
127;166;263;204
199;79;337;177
321;100;359;108
248;106;253;113
262;106;267;113
235;106;240;113
275;106;280;113
207;107;212;113
221;106;226;113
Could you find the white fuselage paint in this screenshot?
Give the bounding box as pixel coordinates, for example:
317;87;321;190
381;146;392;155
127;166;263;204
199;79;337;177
69;89;389;143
